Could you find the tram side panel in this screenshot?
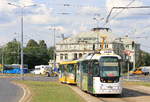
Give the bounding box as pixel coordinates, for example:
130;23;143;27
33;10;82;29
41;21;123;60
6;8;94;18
77;61;89;91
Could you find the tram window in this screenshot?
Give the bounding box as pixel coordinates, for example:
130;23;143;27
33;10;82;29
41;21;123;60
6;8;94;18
81;61;88;73
88;62;92;74
100;57;118;62
93;61;100;77
59;65;65;72
101;66;119;77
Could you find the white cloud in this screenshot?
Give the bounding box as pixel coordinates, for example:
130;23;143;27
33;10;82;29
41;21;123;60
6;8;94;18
0;20;18;28
25;3;59;24
34;4;53;15
78;6;100;14
26;14;58;24
79;23;88;32
19;0;34;6
46;26;67;33
0;0;16;12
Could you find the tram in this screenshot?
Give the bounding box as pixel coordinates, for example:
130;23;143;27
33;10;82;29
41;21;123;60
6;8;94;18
77;50;122;95
59;60;78;84
59;50;122;95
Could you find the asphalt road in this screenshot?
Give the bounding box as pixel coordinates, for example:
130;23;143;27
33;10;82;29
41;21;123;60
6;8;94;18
0;78;23;102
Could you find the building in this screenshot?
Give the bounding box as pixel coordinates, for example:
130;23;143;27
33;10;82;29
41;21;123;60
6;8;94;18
115;35;141;69
54;28;141;70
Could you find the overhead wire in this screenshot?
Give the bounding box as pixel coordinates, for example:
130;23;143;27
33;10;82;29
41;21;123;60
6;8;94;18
106;0;136;25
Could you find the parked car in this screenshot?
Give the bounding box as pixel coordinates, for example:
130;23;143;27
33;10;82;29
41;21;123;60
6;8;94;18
130;66;150;75
31;65;51;75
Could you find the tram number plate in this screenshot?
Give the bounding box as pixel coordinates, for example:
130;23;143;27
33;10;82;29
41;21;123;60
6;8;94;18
107;86;113;89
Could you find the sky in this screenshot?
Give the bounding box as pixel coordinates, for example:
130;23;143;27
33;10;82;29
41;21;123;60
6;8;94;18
0;0;150;52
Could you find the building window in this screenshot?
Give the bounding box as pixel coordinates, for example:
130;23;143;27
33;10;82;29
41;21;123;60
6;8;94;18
65;54;68;60
60;54;63;60
79;53;82;58
74;53;78;60
65;45;68;49
100;44;102;48
126;45;129;48
105;44;108;48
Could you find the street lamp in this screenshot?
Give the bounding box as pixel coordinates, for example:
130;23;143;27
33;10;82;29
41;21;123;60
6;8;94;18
0;45;4;74
8;3;36;79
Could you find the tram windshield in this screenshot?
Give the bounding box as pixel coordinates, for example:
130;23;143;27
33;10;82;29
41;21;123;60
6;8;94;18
100;57;120;77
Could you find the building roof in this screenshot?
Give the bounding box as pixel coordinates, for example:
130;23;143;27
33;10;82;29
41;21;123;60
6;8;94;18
114;35;135;44
57;28;117;44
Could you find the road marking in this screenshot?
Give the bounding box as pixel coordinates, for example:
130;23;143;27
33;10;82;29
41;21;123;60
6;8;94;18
11;82;32;102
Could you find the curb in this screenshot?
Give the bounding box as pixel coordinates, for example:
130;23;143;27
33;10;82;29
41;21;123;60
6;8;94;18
69;85;104;102
11;81;32;102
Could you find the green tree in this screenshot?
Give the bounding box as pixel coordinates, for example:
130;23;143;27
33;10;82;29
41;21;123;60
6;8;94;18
24;39;39;69
24;39;50;69
39;40;47;49
138;50;150;66
3;39;20;64
26;39;39;48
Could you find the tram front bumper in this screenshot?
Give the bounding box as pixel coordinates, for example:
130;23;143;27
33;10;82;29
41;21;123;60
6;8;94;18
94;85;122;94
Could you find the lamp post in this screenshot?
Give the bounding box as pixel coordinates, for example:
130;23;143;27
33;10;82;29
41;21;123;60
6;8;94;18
1;46;4;74
8;3;36;79
49;26;60;70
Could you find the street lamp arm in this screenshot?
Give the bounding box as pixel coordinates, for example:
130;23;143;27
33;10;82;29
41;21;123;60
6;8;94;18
24;4;37;8
8;3;37;8
8;3;21;7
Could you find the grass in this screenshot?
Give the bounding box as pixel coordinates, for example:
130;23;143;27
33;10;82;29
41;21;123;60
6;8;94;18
16;81;85;102
123;81;150;87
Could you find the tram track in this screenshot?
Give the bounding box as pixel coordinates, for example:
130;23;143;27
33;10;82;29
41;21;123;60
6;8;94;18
70;84;150;102
99;95;128;102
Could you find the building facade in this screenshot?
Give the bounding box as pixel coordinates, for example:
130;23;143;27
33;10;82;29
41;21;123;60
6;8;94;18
55;28;141;69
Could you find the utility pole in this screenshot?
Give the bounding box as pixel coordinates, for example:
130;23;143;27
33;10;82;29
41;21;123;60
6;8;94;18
1;47;4;74
53;27;56;69
14;32;20;64
132;41;136;70
49;26;59;70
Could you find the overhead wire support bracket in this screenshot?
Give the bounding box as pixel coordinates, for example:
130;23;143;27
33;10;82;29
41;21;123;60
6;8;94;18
106;6;150;23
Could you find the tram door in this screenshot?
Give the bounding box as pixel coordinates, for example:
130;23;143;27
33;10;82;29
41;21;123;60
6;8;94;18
74;63;78;83
88;61;93;93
